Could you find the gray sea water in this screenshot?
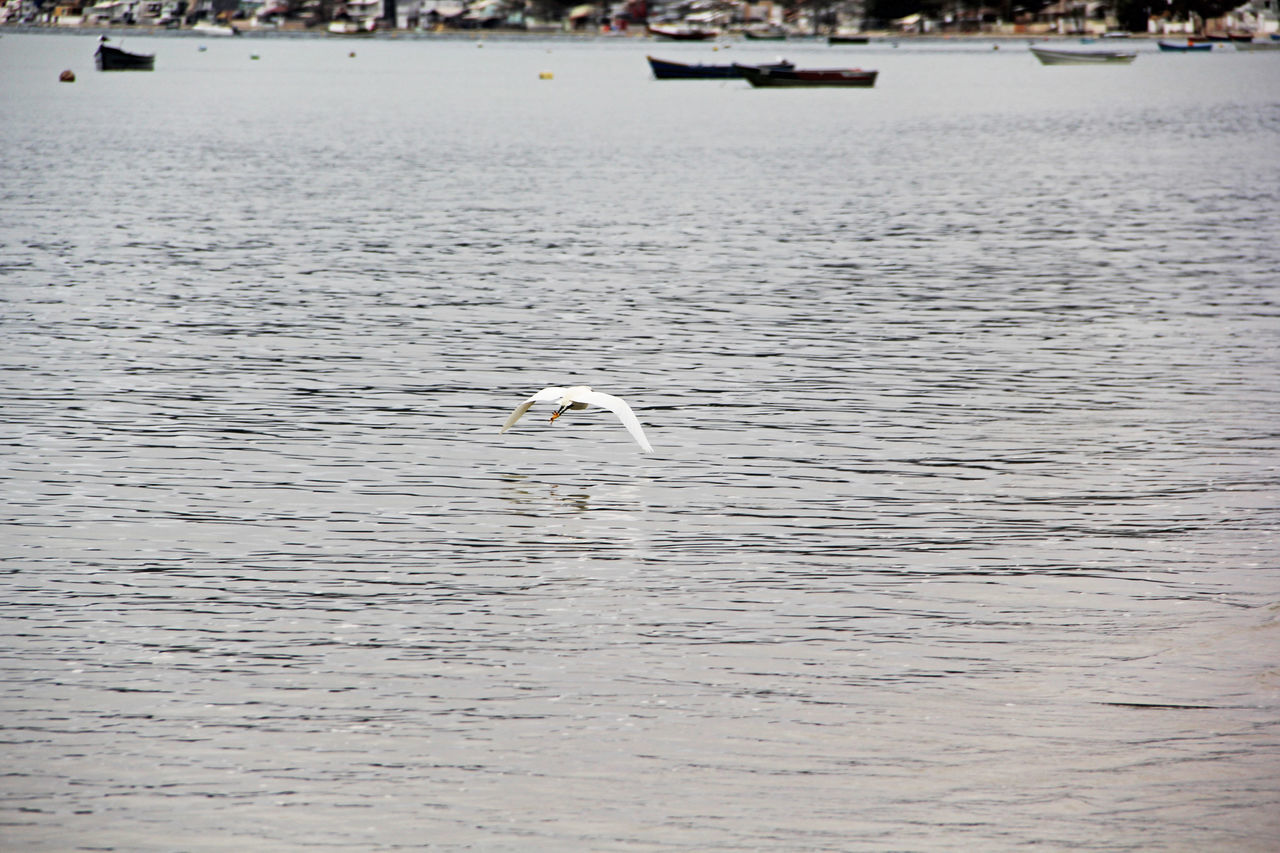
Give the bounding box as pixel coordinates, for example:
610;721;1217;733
2;31;1279;851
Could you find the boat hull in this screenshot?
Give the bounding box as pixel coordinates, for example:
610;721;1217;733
1158;40;1213;51
648;56;792;80
736;64;877;87
95;44;155;71
647;25;718;41
1030;46;1136;64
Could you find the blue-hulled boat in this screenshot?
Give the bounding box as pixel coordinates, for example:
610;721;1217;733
1158;40;1214;51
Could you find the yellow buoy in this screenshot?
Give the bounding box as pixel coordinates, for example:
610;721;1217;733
539;71;554;80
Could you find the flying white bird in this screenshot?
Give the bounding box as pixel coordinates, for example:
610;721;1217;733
500;386;654;453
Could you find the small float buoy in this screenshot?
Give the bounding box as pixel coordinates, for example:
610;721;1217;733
250;54;260;60
349;51;356;57
198;44;207;51
539;70;554;80
59;69;75;82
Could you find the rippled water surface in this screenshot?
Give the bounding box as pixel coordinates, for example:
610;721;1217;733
2;32;1279;850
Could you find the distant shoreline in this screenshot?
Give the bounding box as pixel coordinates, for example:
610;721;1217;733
1;24;1165;42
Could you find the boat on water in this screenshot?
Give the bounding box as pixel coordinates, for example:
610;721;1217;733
828;34;870;45
190;21;239;36
1158;40;1214;51
1030;45;1137;64
647;23;718;40
1234;40;1280;50
735;64;877;88
328;19;376;34
95;37;154;71
743;27;787;40
647;55;794;80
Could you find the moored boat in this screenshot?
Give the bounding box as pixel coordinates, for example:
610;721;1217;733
647;55;794;79
735;64;877;87
743;26;787;40
1158;40;1214;51
1233;40;1280;50
328;19;376;34
190;21;239;36
647;23;718;40
1030;45;1137;64
828;34;869;44
94;37;154;71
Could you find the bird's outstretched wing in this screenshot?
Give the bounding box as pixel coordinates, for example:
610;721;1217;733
500;386;566;433
576;390;654;453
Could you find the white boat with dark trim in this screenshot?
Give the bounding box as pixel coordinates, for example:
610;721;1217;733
1030;45;1137;64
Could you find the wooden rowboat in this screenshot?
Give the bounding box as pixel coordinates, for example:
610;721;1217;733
735;64;877;88
1030;45;1136;64
648;56;794;80
95;37;154;71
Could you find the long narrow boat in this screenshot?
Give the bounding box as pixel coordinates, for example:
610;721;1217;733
735;64;877;88
94;37;155;71
647;24;718;40
828;34;869;44
1234;40;1280;51
648;55;793;80
1158;40;1214;51
743;27;787;40
1030;45;1137;64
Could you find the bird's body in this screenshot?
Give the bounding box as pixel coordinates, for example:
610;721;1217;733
500;385;653;453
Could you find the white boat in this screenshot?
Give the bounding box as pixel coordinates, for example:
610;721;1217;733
1030;45;1137;65
190;22;239;36
328;19;376;34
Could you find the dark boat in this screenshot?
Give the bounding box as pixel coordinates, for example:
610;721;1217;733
95;37;155;71
647;24;719;40
735;64;877;87
648;55;794;80
1157;39;1213;51
743;27;787;40
828;35;870;44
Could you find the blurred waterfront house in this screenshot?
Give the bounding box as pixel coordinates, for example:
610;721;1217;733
1;0;1275;36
